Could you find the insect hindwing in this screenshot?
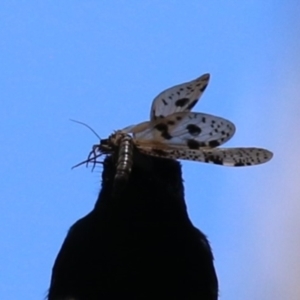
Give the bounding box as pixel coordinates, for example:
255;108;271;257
138;147;273;167
128;112;236;149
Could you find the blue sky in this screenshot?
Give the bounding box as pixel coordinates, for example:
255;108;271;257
1;1;300;299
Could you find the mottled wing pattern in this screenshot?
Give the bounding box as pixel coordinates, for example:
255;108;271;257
150;74;210;120
139;147;273;167
76;73;273;170
130;112;235;149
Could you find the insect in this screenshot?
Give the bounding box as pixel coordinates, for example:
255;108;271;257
75;73;273;179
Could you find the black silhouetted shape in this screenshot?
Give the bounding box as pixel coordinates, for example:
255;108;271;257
48;150;218;299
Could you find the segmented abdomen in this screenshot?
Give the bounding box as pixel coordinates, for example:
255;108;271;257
114;134;134;182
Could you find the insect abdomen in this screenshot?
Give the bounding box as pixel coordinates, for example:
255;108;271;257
114;134;134;182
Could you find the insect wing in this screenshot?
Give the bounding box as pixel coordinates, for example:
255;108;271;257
133;112;236;149
150;74;210;120
122;121;151;135
138;147;273;167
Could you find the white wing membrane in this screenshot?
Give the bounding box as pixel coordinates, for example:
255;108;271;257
89;73;273;169
150;74;210;120
138;147;273;167
129;112;235;149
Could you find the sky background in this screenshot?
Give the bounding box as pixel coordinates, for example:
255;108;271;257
1;1;300;299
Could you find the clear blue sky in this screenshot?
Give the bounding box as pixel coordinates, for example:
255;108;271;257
1;1;300;299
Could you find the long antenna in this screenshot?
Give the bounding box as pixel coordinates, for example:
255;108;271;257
70;119;101;140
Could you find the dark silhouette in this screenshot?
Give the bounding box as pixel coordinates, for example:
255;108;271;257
48;149;218;299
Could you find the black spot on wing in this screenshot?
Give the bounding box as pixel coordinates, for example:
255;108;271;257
187;139;201;149
154;123;168;132
186;99;197;110
186;124;202;136
167;120;175;125
200;83;208;92
154;123;172;140
161;131;172;140
162;98;167;105
175;98;189;107
234;162;245;166
152;109;156;116
206;155;223;165
208;140;220;148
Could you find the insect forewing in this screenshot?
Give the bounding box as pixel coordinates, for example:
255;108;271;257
150;74;210;120
133;112;235;149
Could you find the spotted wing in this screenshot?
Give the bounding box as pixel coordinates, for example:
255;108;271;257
129;112;235;149
138;147;273;167
150;74;210;120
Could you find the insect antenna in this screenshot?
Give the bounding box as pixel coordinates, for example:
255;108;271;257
70;119;101;140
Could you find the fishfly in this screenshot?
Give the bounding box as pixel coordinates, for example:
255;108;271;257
75;73;273;183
